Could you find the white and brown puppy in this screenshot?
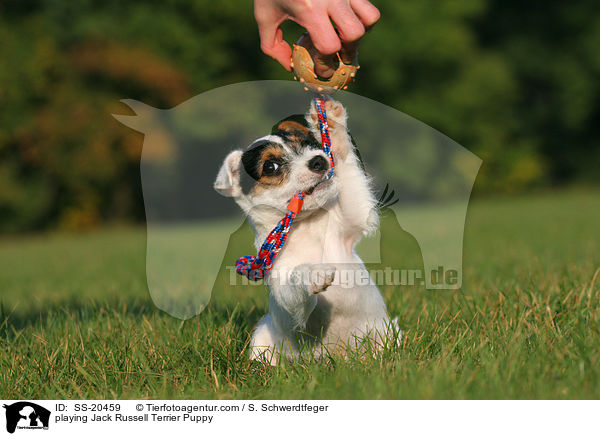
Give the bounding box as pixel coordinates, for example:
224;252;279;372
214;98;398;364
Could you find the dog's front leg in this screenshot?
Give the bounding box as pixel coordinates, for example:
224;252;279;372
310;99;379;239
268;264;336;334
333;147;379;237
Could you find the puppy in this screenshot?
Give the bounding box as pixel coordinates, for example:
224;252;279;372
214;98;398;364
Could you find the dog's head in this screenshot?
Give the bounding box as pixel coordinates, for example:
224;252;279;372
214;113;339;215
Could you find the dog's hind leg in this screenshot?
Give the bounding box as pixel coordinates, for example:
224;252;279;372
250;314;291;365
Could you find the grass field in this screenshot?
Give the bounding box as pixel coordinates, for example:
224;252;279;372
1;189;599;399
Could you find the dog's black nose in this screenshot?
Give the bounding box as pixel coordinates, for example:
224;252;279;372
307;155;328;174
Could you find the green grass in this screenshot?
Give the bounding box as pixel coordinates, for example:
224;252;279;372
1;189;599;399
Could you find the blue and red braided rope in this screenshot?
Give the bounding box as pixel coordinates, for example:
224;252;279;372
235;95;335;280
314;95;335;179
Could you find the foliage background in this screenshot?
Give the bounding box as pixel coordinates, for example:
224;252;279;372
1;0;599;232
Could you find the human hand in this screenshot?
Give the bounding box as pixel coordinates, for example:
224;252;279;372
254;0;380;77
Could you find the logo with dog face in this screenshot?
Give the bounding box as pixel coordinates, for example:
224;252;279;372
3;402;50;433
113;81;481;319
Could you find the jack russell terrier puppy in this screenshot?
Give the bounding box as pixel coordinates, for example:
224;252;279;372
214;98;399;364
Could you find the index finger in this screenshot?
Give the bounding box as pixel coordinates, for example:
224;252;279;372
303;15;342;55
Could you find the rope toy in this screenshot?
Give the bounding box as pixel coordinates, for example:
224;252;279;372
235;95;335;280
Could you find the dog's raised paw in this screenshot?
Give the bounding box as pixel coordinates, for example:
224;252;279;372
324;99;345;120
308;263;336;294
292;263;337;294
310;98;347;130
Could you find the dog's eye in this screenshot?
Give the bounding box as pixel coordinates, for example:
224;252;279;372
262;160;280;176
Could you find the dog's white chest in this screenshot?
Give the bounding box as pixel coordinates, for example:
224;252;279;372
276;207;356;268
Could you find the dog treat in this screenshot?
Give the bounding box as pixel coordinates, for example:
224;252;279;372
291;33;359;94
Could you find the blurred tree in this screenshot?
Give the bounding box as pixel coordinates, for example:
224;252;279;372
475;0;600;185
0;0;597;232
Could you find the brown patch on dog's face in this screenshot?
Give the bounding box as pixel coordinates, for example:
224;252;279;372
272;120;320;152
241;140;288;191
277;121;310;141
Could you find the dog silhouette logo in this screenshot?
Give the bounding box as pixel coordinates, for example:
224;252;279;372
113;81;481;319
3;402;50;433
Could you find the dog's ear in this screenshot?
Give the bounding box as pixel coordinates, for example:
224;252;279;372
214;150;243;197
